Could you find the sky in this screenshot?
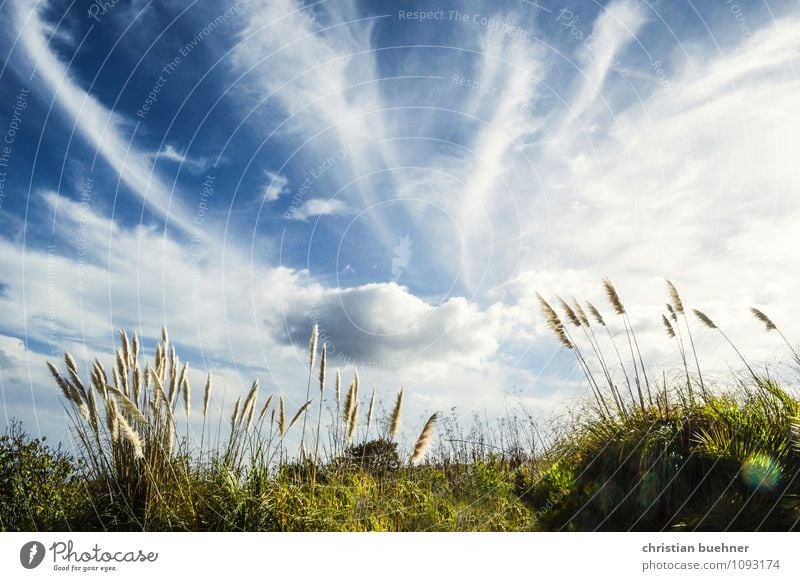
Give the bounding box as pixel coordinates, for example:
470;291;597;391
0;0;799;448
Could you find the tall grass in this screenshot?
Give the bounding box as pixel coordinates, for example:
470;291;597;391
531;279;800;531
23;279;800;531
45;326;447;530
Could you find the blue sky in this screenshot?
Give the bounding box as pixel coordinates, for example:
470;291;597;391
1;0;799;445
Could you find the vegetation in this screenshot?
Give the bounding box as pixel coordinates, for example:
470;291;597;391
0;420;85;531
1;280;798;531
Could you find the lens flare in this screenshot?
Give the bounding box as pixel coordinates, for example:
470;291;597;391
741;453;782;492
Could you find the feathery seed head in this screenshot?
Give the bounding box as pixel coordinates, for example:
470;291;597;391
116;412;144;460
230;397;241;432
182;374;191;418
389;387;404;440
347;400;359;443
602;277;625;315
288;400;313;431
666;280;684;314
693;309;717;329
750;307;777;332
536;293;573;349
586;302;605;326
319;343;327;393
572;299;590;327
366;388;376;431
258;393;274;422
278;396;286;437
309;324;319;370
410;412;439;465
662;314;676;338
203;372;213;418
558;297;581;327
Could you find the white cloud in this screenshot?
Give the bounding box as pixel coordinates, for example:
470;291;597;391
12;0;199;235
288;198;348;220
153;144;210;173
555;0;649;135
262;170;289;202
282;282;509;368
0;193;524;440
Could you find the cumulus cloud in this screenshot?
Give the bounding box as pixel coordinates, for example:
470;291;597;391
282;282;510;367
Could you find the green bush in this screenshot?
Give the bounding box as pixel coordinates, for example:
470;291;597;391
0;420;86;531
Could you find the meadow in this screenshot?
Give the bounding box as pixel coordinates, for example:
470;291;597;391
2;279;798;531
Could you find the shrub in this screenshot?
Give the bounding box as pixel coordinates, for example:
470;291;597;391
0;420;86;531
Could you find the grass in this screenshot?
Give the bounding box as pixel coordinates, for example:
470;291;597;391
1;279;799;531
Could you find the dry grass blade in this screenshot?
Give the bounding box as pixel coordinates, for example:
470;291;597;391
666;280;684;314
662;315;676;338
288;400;313;431
602;277;625;315
751;307;777;332
389;387;404;440
203;372;212;418
410;412;439;465
693;309;717;329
